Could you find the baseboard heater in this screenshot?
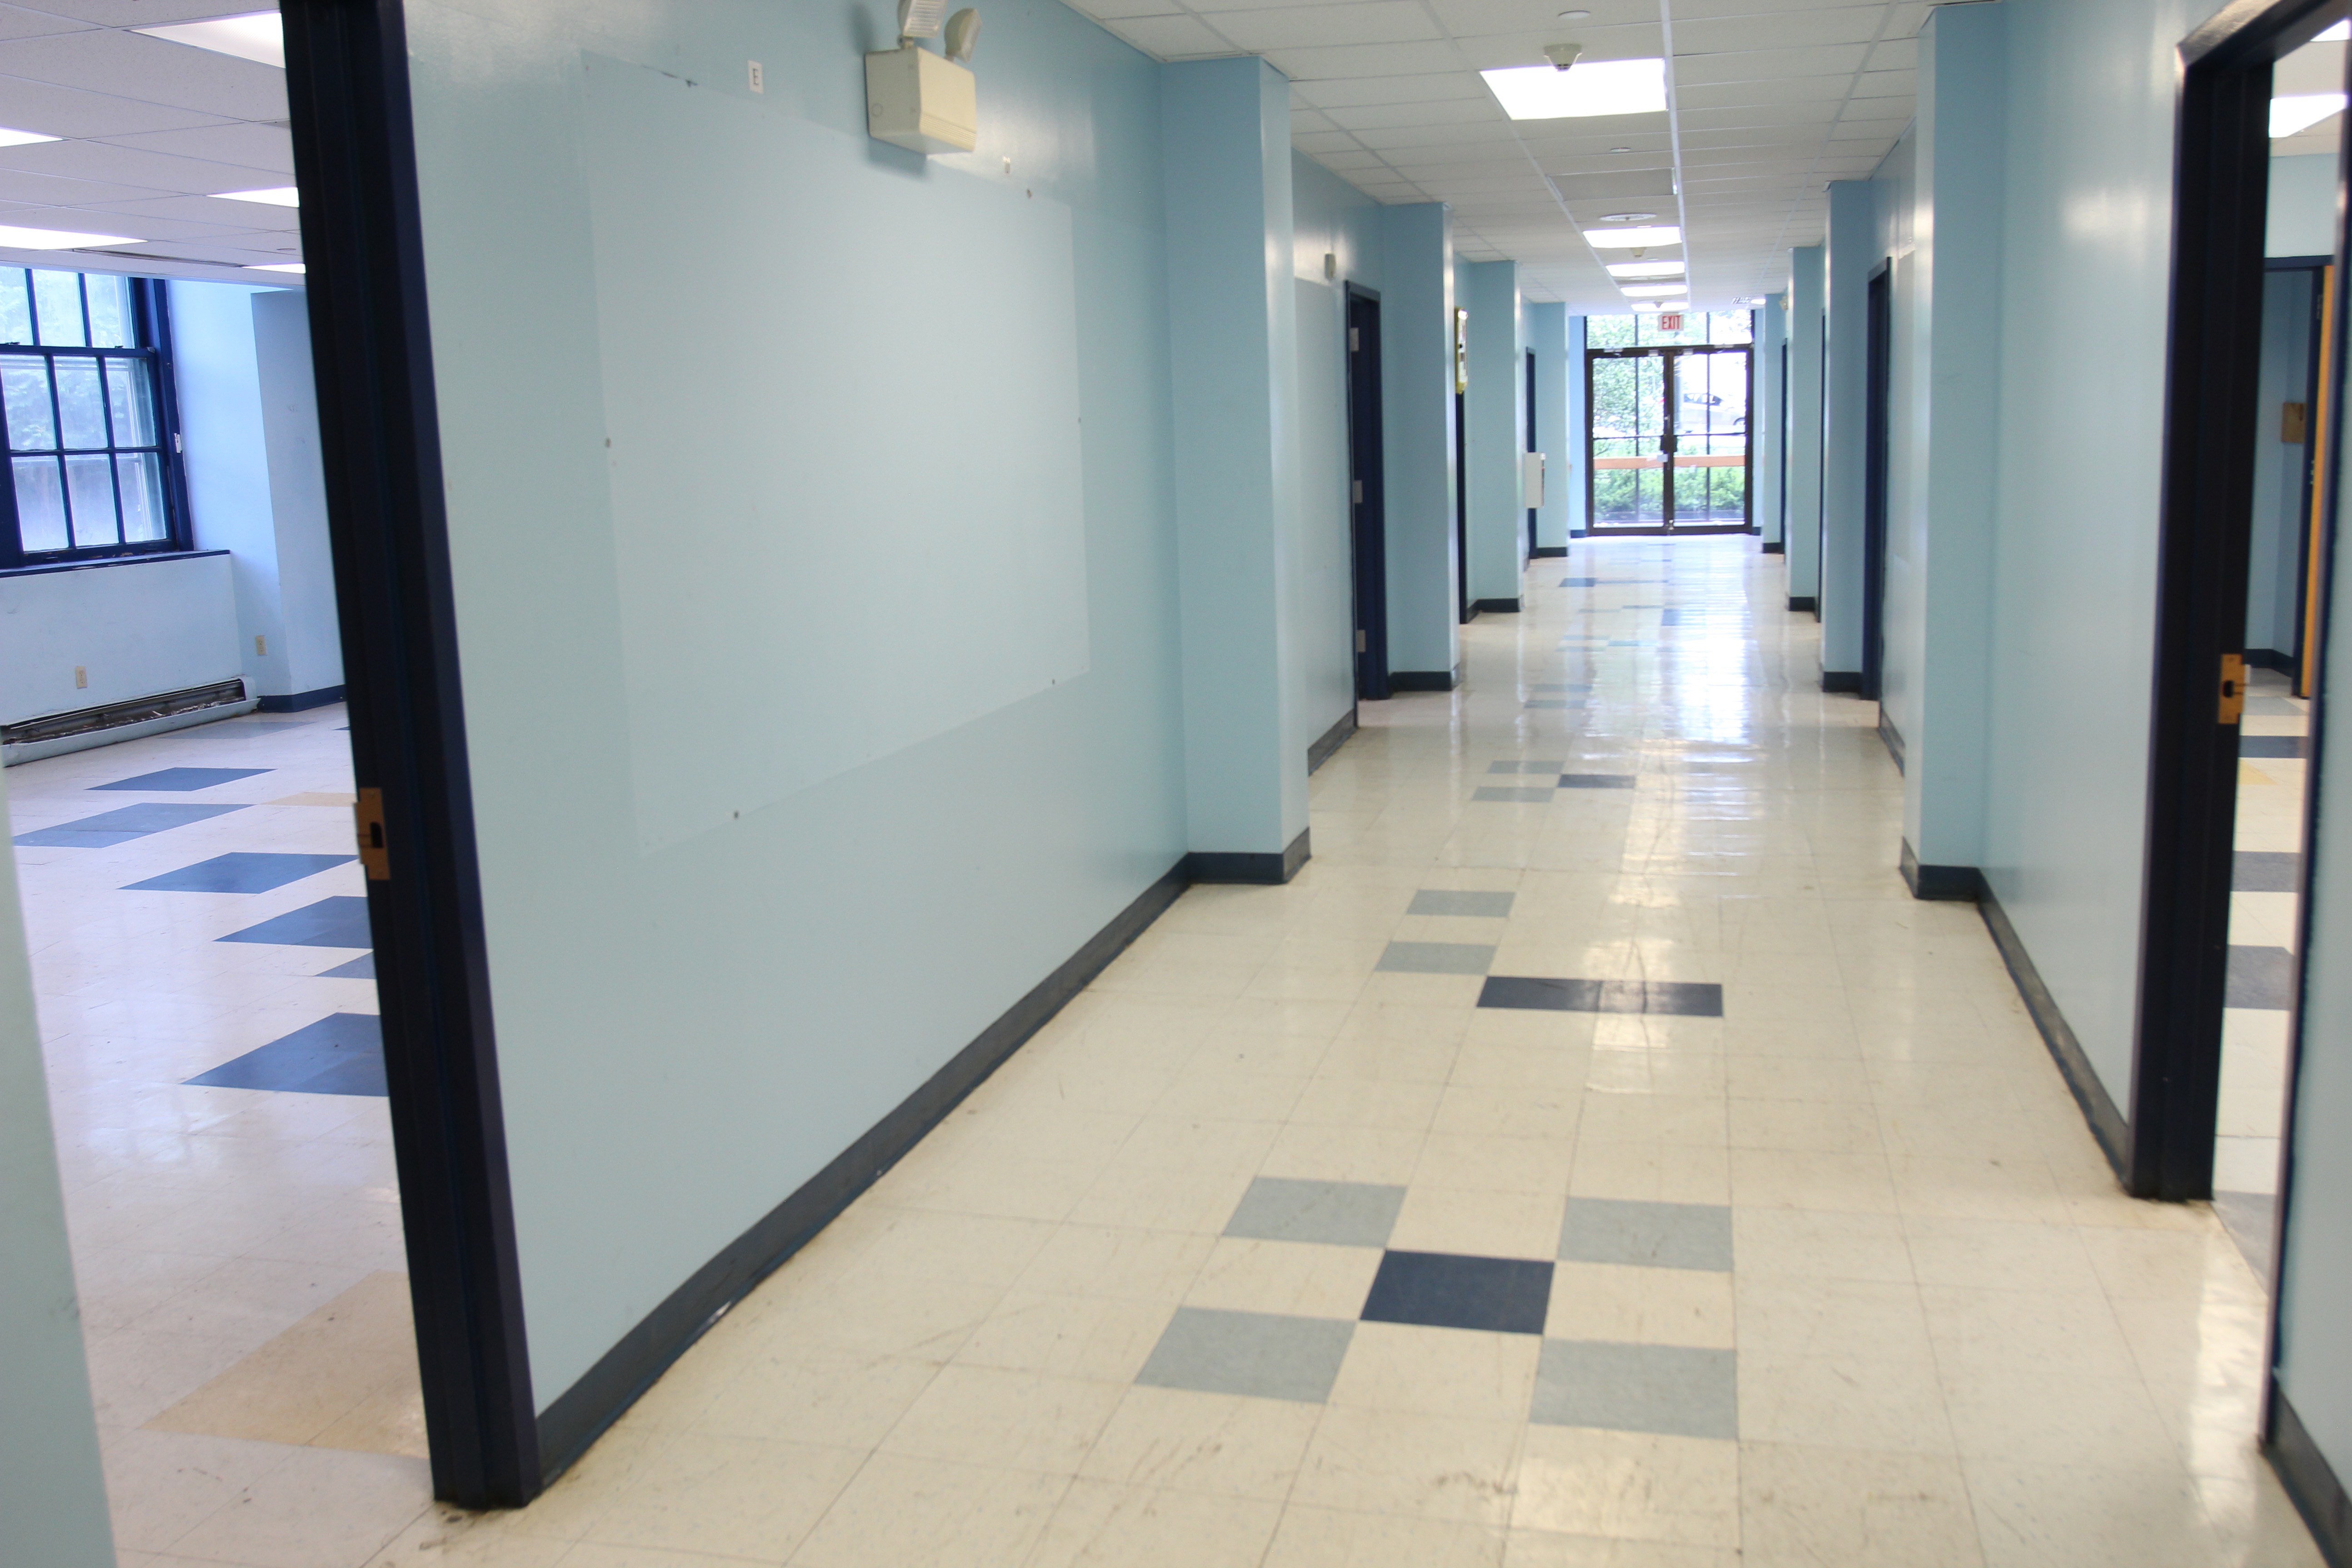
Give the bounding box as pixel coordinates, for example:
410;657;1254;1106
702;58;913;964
3;678;249;749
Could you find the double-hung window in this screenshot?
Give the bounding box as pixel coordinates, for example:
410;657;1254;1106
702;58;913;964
0;268;187;567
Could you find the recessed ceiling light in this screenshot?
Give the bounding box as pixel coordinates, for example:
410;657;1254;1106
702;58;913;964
0;224;142;250
0;126;59;147
1620;284;1684;296
1598;211;1658;222
2273;92;2346;137
1608;260;1685;278
1737;295;1767;305
1607;146;1635;153
249;262;306;274
1481;57;1666;120
2318;20;2349;39
1630;301;1662;312
1559;7;1592;16
215;186;299;207
135;12;283;69
1583;224;1681;248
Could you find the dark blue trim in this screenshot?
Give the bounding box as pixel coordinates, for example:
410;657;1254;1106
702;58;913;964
0;548;229;580
257;684;348;712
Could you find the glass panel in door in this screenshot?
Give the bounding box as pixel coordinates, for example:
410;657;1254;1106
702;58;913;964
1590;352;1667;528
1671;349;1750;524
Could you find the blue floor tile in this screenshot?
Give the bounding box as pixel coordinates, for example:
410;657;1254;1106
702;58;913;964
2226;946;2297;1011
1530;1340;1739;1439
91;767;272;792
218;896;373;948
1487;761;1567;775
2234;851;2302;892
13;803;246;848
1408;890;1516;918
1377;941;1496;975
2240;735;2309;759
318;953;376;980
1225;1176;1405;1248
1474;787;1557;803
1479;976;1724;1017
1136;1307;1355;1402
124;852;354;895
1559;774;1637;789
1360;1250;1553;1335
186;1013;385;1097
1558;1197;1734;1272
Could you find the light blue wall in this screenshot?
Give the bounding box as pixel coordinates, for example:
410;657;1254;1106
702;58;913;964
1292;152;1382;745
1459;259;1525;605
2269;153;2338;257
169;279;341;703
1165;56;1308;858
1975;0;2227;1105
1890;2;2004;872
1566;314;1590;539
0;554;241;728
0;763;115;1566
1821;180;1876;678
1529;302;1570;552
1755;293;1786;549
1380;203;1460;681
1787;245;1826;604
2248;270;2314;661
399;0;1190;1406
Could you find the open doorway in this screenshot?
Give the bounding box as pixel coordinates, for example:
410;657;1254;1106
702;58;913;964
2132;3;2342;1245
1862;265;1892;701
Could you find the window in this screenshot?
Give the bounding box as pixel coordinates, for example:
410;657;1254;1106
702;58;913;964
0;269;186;567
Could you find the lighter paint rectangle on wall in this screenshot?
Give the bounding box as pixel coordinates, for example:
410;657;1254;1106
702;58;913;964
583;56;1091;852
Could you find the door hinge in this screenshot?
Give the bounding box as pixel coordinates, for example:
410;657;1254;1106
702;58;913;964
1356;629;1367;653
2219;653;2246;725
1349;327;1360;352
354;787;391;881
1352;479;1364;504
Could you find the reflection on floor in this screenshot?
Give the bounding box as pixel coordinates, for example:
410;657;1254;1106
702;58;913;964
5;709;431;1562
2216;666;2311;1279
20;542;2328;1566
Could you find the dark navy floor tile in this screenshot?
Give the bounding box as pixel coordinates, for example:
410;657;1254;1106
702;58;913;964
91;766;272;792
318;952;376;980
2226;946;2297;1011
1559;774;1637;790
125;852;354;895
1360;1250;1553;1335
219;896;373;948
1530;1340;1738;1439
1479;976;1724;1017
2234;851;2303;893
2239;735;2309;759
186;1013;385;1097
13;803;246;848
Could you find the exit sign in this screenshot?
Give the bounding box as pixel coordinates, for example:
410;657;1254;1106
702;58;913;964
1658;313;1684;331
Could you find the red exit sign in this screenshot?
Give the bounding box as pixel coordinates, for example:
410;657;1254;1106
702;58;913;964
1658;313;1684;331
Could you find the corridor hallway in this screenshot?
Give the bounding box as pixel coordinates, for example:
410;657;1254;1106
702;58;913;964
367;536;2316;1568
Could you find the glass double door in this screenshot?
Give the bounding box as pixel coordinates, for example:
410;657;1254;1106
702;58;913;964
1588;345;1751;532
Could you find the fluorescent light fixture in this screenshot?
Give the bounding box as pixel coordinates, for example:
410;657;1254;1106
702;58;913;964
249;263;306;274
215;186;299;207
2318;20;2349;39
1482;57;1666;121
1630;301;1661;312
0;224;141;250
0;126;59;147
1620;284;1686;297
135;12;283;69
1608;260;1685;279
2274;93;2346;136
1583;225;1681;249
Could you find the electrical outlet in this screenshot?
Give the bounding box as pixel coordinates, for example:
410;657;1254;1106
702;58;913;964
255;634;268;657
748;59;764;93
74;666;87;689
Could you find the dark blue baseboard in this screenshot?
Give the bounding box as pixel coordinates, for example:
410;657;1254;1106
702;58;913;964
2271;1384;2352;1568
256;684;347;712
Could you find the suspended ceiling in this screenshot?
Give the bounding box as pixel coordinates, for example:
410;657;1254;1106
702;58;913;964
0;2;296;285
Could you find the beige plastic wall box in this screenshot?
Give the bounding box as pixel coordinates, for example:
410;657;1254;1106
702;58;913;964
865;45;978;154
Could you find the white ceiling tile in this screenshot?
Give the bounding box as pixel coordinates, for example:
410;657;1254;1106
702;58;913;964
1294;106;1338;131
1295;129;1363;152
1673;76;1851;108
1671;44;1871;84
1349;119;1522;149
1866;36;1918;72
0;166;152;205
93;121;292;172
1291;72;1486;107
0;73;233;137
1322;98;1504;130
1210;2;1442;51
0;137;287;193
1671;9;1885;53
1259;40;1469;78
1677;102;1842;130
1850;69;1915;95
2277;39;2344;95
0;29;286;121
0;4;92;39
1677;125;1827;151
1098;13;1238;57
1309;147;1392;170
1063;0;1195;17
11;0;271;21
1827;116;1910;140
78;191;300;231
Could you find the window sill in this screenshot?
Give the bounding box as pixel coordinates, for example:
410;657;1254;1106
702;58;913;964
0;548;227;580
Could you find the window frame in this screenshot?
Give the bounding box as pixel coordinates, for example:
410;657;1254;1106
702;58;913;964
0;271;193;571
